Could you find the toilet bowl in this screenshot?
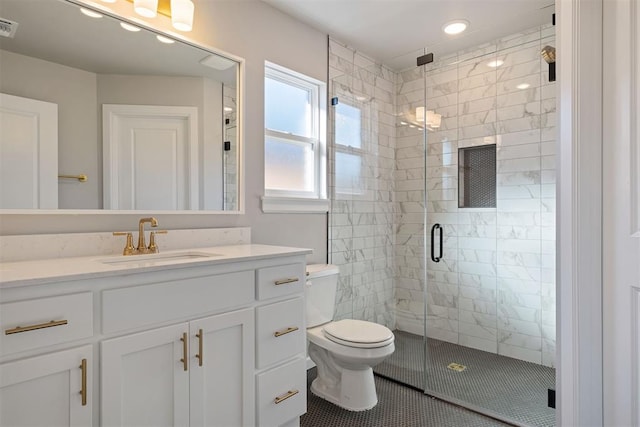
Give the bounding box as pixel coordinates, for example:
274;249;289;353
305;265;395;411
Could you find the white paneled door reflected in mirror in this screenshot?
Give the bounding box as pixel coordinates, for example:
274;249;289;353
0;0;241;211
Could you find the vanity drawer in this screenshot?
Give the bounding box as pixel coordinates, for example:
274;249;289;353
1;292;93;356
256;297;305;369
256;358;306;427
256;263;305;301
102;270;254;334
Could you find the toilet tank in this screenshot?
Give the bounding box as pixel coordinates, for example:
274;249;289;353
305;264;340;328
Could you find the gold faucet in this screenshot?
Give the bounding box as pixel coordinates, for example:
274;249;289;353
113;217;168;255
137;217;158;254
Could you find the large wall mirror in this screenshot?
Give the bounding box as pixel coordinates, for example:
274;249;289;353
0;0;242;212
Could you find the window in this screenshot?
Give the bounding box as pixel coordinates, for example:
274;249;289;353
334;101;365;195
458;144;496;208
263;62;327;213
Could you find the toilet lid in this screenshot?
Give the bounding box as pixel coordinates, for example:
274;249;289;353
323;319;394;348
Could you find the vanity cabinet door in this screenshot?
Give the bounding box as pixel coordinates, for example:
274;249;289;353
0;345;92;427
101;323;190;427
189;308;255;427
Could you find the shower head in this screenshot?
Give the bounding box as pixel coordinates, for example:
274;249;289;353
541;46;556;64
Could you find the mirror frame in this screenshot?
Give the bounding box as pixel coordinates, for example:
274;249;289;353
0;0;245;215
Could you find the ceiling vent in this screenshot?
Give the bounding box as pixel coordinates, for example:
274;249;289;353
0;17;19;38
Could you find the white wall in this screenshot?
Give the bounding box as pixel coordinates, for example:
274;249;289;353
0;0;329;263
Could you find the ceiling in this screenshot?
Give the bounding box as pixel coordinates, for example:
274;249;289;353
262;0;555;70
0;0;237;83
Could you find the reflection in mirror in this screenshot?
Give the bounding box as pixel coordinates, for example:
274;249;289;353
0;0;240;211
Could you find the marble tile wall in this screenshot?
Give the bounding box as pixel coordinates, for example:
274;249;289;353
329;25;555;367
328;38;396;328
394;25;557;367
223;86;238;211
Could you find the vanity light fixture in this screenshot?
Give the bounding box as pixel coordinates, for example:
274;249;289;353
487;59;504;68
416;106;442;129
126;0;194;32
443;19;469;35
156;34;175;44
120;22;141;32
80;8;103;18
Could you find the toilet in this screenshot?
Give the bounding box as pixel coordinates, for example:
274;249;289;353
305;264;395;411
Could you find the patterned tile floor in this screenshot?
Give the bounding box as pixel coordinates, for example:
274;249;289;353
373;331;556;427
302;367;511;427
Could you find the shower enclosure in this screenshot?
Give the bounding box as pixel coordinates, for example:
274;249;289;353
328;20;556;427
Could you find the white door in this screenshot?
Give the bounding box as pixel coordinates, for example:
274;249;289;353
0;345;92;427
103;104;198;210
189;308;255;427
603;1;640;425
101;323;190;427
0;93;58;209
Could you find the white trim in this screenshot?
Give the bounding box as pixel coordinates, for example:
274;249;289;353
264;61;327;202
558;0;604;425
261;196;329;214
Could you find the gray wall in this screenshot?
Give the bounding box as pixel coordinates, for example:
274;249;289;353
0;50;100;209
0;0;329;263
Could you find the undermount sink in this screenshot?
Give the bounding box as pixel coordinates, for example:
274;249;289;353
99;251;221;265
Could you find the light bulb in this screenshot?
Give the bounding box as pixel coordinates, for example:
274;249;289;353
134;0;158;18
171;0;194;31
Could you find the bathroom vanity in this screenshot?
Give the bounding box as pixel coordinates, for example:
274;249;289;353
0;236;310;427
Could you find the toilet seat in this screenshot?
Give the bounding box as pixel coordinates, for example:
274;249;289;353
323;319;394;349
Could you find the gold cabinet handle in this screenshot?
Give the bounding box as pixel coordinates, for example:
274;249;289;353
195;329;203;367
5;319;68;335
274;389;299;404
274;278;299;286
79;358;87;406
180;333;188;371
274;326;299;338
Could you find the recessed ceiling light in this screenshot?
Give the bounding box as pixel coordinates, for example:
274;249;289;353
100;0;117;3
120;22;141;32
487;59;504;68
224;107;233;112
443;20;469;35
516;83;531;90
400;121;408;125
80;8;103;18
156;35;175;44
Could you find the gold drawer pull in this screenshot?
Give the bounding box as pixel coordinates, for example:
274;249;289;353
195;329;203;367
274;389;299;404
79;358;87;406
180;332;188;371
5;319;68;335
274;326;299;338
274;278;299;286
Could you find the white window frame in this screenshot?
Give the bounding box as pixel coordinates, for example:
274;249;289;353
262;61;328;213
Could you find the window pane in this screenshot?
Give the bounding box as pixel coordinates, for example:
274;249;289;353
335;151;363;194
265;136;315;192
335;103;361;148
265;77;311;137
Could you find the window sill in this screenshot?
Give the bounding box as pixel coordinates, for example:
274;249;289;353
261;196;329;213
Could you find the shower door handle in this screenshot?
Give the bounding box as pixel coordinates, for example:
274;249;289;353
430;223;443;262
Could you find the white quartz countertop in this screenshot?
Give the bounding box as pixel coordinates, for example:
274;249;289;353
0;244;312;288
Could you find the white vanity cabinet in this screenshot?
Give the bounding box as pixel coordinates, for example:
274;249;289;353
101;308;254;427
0;345;93;427
0;244;310;427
